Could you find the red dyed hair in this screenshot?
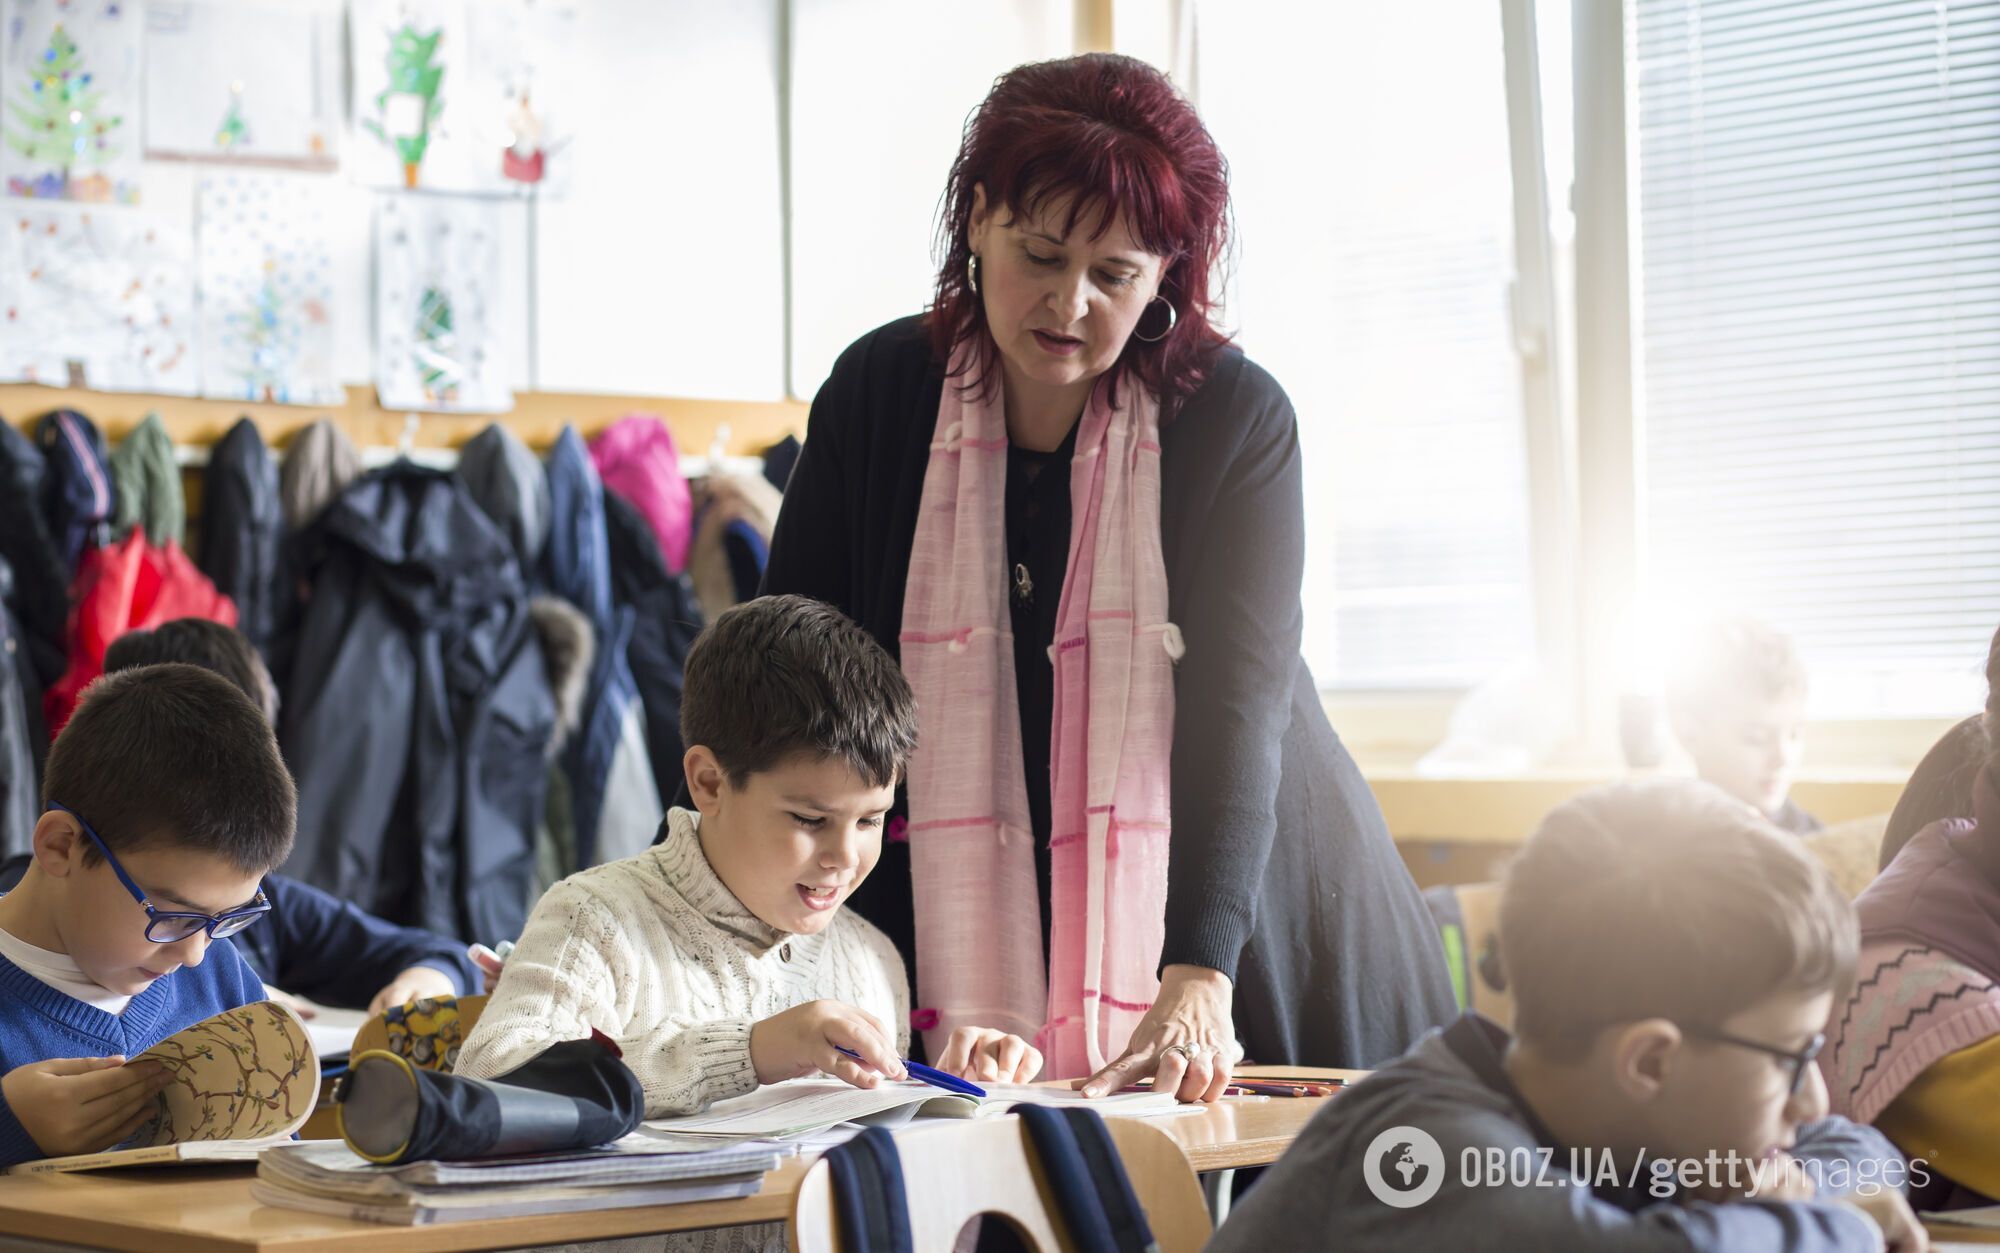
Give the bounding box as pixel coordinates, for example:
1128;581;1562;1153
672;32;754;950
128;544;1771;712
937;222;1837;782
928;53;1231;409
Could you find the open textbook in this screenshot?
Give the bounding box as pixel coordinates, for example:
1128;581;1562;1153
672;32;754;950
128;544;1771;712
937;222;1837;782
646;1076;1187;1139
7;1000;319;1175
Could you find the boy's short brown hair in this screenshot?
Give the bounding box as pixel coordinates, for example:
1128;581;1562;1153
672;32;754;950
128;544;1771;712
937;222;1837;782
44;663;297;874
103;618;277;724
1499;780;1855;1059
680;594;918;789
1666;614;1808;734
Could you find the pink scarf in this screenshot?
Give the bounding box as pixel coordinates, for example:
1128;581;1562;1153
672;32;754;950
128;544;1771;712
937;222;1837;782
900;348;1178;1079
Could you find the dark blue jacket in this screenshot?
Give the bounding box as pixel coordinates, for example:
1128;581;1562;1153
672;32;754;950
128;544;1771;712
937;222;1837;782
542;428;660;866
34;409;115;575
196;418;287;656
0;422;68;693
603;487;702;807
280;465;555;947
232;874;476;1009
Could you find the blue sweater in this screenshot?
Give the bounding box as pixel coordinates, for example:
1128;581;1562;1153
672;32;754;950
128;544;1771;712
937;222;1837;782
0;939;264;1166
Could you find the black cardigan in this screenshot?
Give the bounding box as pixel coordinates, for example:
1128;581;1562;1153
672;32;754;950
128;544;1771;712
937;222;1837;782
762;316;1454;1066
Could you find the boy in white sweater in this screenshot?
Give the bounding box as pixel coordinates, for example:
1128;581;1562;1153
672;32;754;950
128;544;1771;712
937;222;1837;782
457;594;1043;1119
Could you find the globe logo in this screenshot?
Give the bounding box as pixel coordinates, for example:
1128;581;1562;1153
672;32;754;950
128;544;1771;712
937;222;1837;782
1362;1125;1446;1208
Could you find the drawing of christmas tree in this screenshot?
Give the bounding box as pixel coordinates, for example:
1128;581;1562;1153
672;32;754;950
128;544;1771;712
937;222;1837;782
214;86;248;152
5;23;124;201
228;258;296;403
362;24;444;189
413;285;459;401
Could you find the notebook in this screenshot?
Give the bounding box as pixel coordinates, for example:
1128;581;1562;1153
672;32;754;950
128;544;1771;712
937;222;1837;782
644;1077;1185;1139
257;1134;788;1193
7;999;319;1175
248;1172;769;1226
251;1135;785;1226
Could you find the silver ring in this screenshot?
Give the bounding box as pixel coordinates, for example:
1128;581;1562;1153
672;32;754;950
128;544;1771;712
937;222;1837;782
1162;1042;1197;1062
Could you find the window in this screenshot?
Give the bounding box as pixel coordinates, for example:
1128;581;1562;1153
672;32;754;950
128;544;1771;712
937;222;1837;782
1198;2;1543;690
1630;0;2000;716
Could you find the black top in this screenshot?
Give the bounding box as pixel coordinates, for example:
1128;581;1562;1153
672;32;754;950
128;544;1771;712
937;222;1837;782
762;315;1455;1067
1005;422;1078;960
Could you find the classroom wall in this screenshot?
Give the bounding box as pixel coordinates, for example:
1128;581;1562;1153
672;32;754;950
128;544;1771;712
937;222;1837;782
3;0;801;469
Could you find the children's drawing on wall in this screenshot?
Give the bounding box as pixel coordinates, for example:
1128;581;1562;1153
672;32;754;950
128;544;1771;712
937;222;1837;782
466;0;578;196
1;0;142;204
196;175;340;405
0;205;195;393
374;194;511;412
350;0;576;196
144;1;342;170
351;0;459;191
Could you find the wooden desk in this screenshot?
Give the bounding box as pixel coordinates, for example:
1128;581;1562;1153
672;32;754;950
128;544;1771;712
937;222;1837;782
0;1067;1352;1252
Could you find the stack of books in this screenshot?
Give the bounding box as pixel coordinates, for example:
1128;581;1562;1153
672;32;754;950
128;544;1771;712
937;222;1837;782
252;1135;788;1225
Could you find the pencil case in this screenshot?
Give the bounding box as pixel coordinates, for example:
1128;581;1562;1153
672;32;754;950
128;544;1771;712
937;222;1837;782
335;1029;643;1164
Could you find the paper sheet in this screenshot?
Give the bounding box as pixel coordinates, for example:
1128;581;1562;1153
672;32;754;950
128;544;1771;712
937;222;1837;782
144;0;341;168
196;172;342;404
373;192;511;412
0;204;197;392
643;1077;1186;1139
1;0;143;204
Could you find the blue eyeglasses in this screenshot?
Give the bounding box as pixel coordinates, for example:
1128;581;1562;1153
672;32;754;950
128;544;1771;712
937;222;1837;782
47;804;271;944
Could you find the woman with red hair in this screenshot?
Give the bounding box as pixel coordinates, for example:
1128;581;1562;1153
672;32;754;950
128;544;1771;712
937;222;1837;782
761;53;1453;1098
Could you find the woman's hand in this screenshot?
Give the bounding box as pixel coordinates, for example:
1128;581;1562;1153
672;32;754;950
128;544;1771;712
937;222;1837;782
1080;964;1237;1102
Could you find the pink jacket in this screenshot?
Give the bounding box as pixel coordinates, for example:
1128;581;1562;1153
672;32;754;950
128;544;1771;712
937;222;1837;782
588;416;692;574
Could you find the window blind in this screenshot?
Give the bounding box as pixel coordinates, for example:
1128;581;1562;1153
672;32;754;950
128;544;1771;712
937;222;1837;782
1631;0;2000;714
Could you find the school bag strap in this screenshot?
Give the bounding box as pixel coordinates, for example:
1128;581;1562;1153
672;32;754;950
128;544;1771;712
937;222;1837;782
1010;1104;1158;1253
825;1126;914;1253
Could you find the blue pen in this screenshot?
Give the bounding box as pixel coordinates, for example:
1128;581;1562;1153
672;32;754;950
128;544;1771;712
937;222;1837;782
835;1046;987;1098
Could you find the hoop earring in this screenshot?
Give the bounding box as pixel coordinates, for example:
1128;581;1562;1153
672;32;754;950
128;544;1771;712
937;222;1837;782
1133;294;1177;343
966;254;981;295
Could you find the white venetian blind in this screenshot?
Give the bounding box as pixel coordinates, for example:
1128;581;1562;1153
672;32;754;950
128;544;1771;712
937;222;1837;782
1632;0;2000;714
1199;1;1538;689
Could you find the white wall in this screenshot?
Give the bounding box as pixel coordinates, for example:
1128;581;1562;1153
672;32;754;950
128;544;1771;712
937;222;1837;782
532;0;786;399
104;0;786;404
787;0;1070;397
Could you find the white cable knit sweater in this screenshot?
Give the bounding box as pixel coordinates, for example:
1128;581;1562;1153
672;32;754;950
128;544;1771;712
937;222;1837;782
456;807;910;1117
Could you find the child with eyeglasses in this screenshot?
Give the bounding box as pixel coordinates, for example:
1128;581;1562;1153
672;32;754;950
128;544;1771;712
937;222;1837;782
0;663;296;1166
1209;780;1929;1253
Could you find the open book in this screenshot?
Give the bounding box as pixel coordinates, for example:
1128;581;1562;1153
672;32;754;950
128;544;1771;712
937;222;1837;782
7;999;319;1175
645;1076;1186;1140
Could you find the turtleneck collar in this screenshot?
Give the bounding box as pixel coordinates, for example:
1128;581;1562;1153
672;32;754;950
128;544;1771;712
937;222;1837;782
651;807;789;952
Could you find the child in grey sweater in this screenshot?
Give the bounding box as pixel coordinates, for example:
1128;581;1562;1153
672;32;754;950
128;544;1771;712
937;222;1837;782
1210;781;1927;1253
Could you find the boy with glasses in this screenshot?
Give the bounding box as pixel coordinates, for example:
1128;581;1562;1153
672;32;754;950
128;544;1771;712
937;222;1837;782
1210;781;1928;1253
0;664;295;1166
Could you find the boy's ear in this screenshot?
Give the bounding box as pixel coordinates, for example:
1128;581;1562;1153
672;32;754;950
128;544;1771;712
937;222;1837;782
30;811;83;878
683;745;728;815
1606;1019;1682;1103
